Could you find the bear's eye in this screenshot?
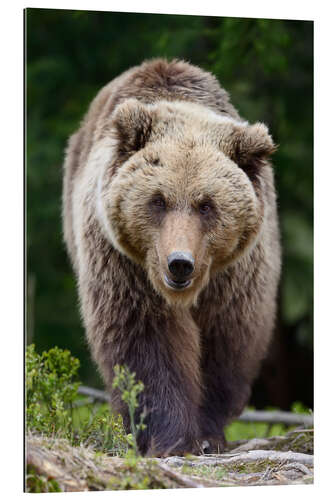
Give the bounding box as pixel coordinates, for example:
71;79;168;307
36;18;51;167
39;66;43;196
151;196;166;210
199;202;212;215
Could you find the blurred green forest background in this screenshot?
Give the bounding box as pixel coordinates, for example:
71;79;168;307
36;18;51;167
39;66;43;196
26;9;313;410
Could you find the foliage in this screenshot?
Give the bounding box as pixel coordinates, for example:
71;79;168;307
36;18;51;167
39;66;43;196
291;401;313;415
26;344;80;436
26;465;62;493
106;459;166;491
26;9;313;407
25;345;129;455
71;404;129;455
112;365;146;456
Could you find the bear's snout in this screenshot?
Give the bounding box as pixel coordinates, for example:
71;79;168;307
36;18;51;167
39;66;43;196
167;251;194;281
164;251;195;290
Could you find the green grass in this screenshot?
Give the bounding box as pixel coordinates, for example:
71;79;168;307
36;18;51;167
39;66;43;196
225;420;287;441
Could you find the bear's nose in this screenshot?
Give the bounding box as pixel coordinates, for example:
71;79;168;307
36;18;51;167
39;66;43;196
167;251;194;281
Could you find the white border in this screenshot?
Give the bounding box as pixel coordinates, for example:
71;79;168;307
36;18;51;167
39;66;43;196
2;1;331;499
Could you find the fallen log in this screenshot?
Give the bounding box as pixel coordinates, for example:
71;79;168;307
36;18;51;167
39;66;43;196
77;385;313;427
239;410;313;427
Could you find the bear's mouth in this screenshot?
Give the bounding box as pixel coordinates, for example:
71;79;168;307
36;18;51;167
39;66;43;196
164;274;192;290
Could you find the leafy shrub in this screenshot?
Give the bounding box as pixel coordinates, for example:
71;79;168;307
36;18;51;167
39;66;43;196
25;345;136;456
26;344;80;436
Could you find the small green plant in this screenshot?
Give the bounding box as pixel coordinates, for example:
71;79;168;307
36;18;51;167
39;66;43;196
71;405;128;454
291;401;312;415
26;344;80;437
112;365;146;456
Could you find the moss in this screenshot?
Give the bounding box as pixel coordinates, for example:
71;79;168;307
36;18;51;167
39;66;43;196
25;465;62;493
107;471;167;490
288;432;313;454
85;473;108;491
108;460;172;490
181;464;194;475
180;459;279;480
183;464;227;482
228;459;277;474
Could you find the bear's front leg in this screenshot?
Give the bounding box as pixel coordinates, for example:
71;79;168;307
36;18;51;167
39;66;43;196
198;318;272;452
85;285;202;456
110;317;201;455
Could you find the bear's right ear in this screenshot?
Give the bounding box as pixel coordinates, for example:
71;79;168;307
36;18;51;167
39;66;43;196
112;99;154;155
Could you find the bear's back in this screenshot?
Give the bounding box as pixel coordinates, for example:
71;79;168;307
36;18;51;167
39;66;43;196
104;59;240;118
75;59;241;169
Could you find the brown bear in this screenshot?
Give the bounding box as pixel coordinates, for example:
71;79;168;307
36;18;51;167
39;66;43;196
62;59;281;456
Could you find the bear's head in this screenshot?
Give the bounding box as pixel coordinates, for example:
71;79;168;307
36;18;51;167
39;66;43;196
97;99;276;306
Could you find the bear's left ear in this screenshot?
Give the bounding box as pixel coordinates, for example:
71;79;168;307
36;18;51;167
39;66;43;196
112;99;154;155
221;122;277;175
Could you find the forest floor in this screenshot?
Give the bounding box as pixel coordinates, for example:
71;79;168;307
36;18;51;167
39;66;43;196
26;428;313;491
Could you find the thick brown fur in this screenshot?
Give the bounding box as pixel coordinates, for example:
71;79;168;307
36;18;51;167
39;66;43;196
63;59;281;456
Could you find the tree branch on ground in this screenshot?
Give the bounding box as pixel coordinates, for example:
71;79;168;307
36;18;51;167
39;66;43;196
77;385;313;426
